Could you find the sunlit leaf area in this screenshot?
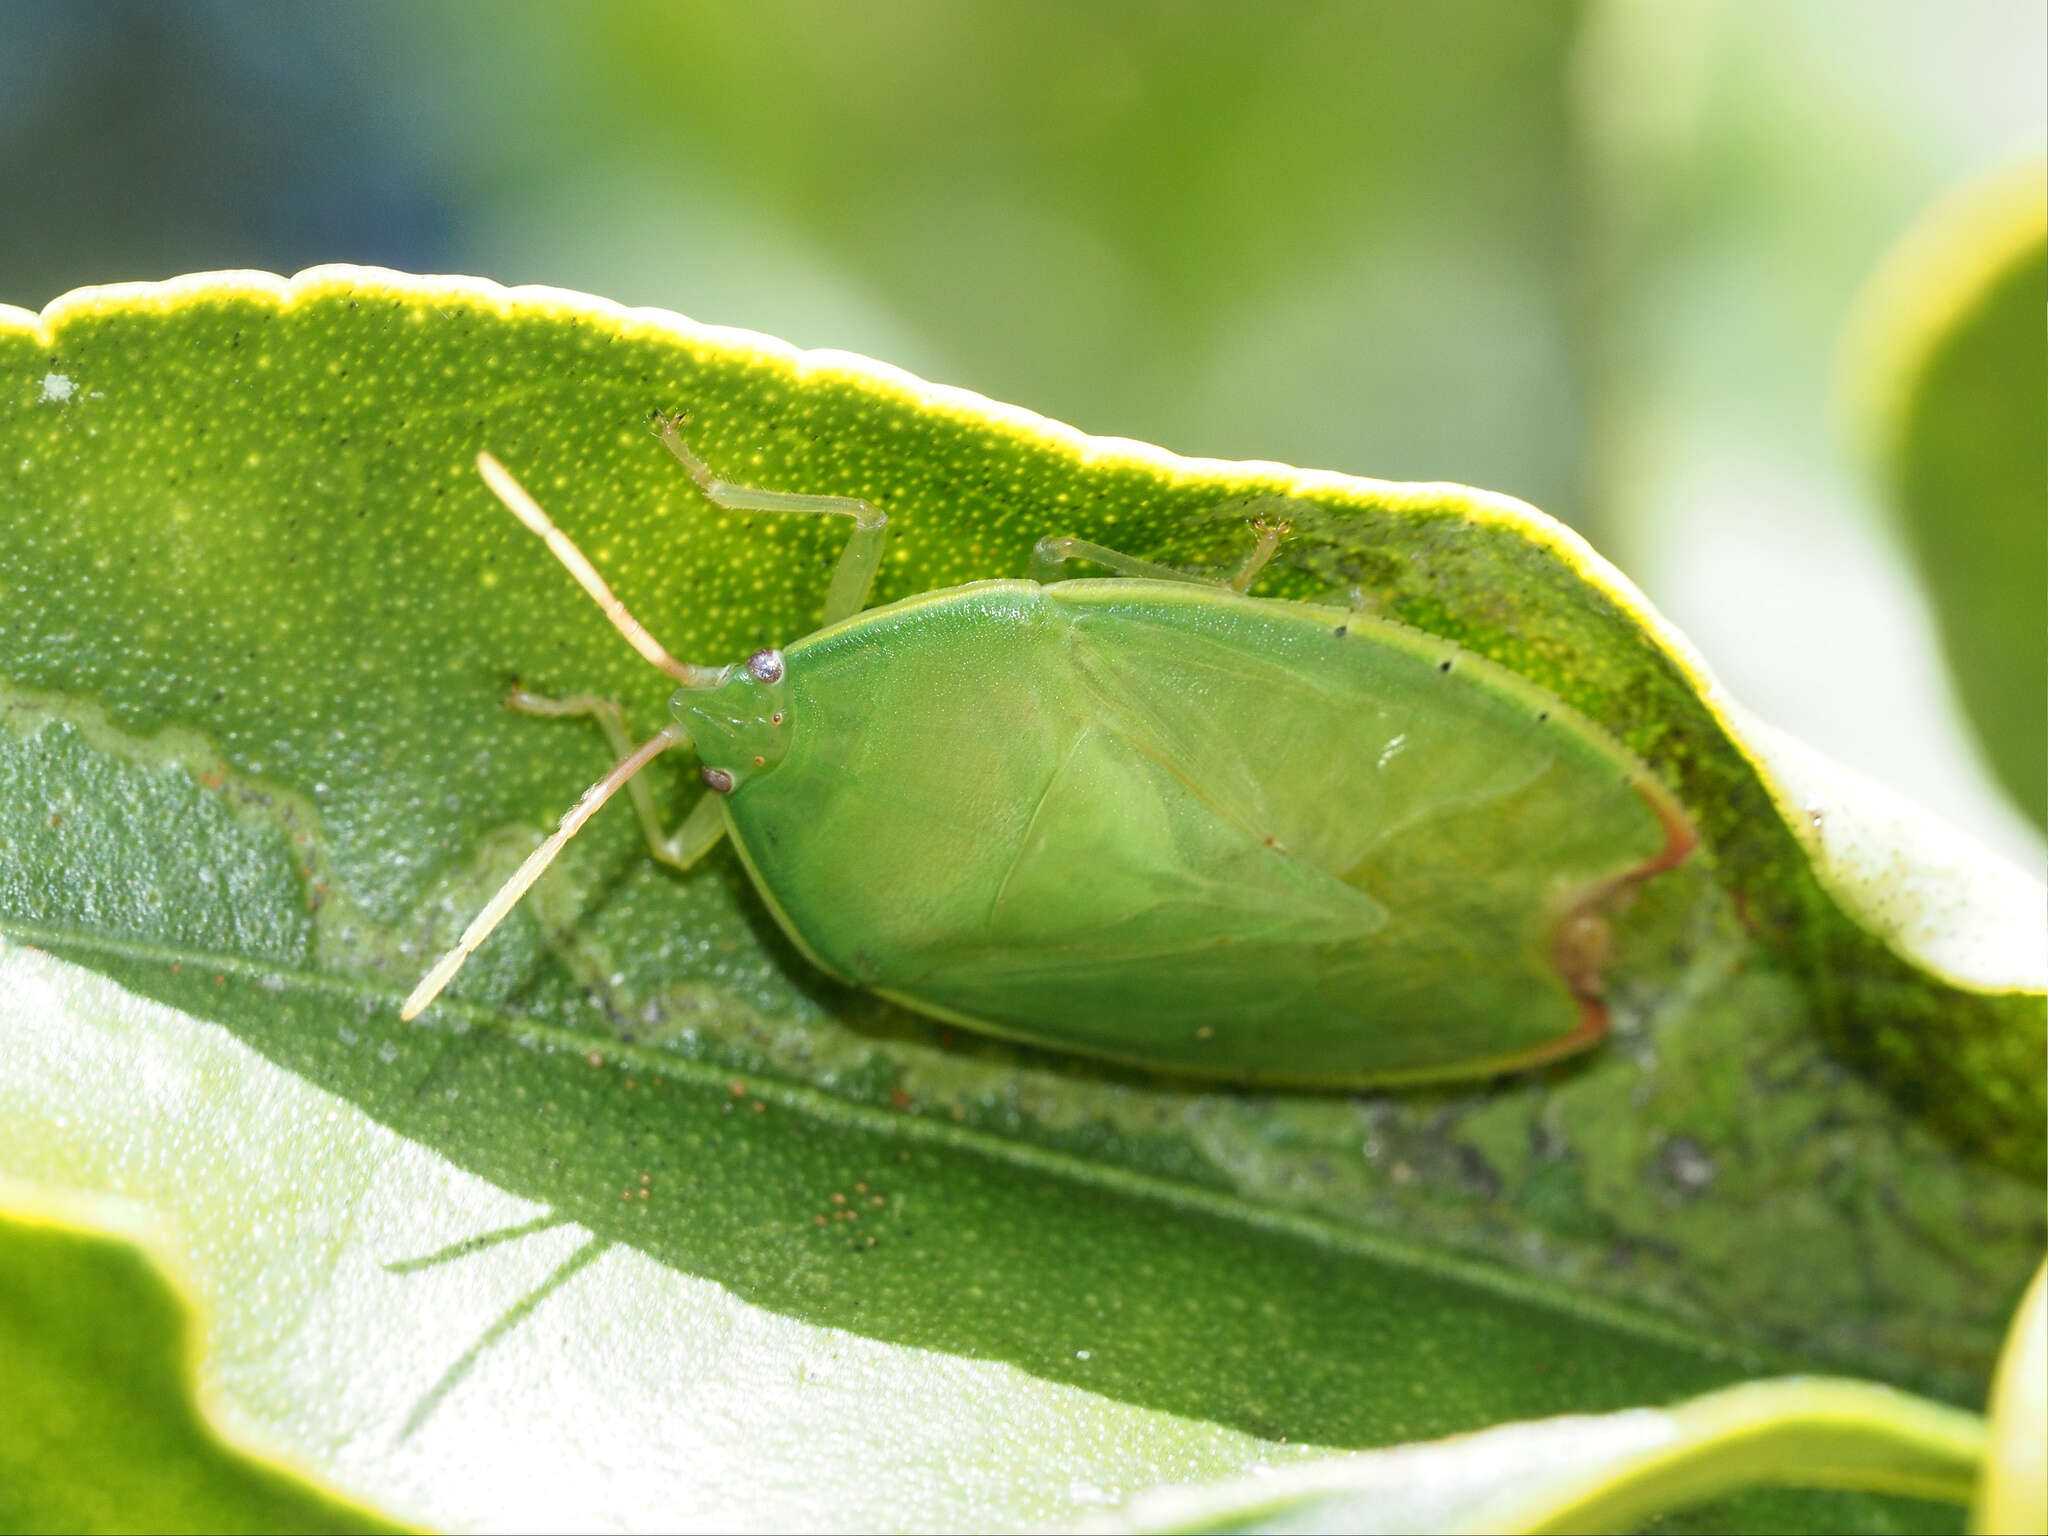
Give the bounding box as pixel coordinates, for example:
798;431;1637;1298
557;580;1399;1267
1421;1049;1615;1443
2;5;2041;1533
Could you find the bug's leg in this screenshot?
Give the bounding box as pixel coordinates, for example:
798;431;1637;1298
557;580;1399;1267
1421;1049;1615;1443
1028;536;1205;586
400;722;690;1020
1031;518;1290;592
657;413;888;626
505;689;730;872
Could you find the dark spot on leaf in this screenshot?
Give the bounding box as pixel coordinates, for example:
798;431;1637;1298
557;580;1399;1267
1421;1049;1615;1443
1654;1135;1718;1203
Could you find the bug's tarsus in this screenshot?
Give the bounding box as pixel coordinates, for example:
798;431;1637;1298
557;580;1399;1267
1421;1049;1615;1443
476;451;722;688
399;722;692;1021
1225;518;1289;594
654;411;888;625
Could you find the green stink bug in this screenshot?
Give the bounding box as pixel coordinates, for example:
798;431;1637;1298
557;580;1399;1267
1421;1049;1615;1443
402;416;1696;1084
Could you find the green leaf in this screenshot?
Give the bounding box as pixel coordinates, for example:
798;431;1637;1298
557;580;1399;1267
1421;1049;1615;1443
0;1189;404;1534
1100;1377;1982;1534
1973;1258;2046;1535
1846;159;2048;830
1;268;2040;1529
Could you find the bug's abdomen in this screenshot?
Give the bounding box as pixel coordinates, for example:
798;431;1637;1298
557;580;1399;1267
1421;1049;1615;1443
723;581;1690;1085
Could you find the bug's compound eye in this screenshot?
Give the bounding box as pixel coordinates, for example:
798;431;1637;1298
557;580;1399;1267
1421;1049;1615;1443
747;648;786;685
701;765;737;795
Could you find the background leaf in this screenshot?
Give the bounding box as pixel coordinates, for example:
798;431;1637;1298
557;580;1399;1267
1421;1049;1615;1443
1098;1377;1983;1535
1845;161;2047;831
1;269;2039;1529
0;1192;402;1534
1973;1259;2047;1535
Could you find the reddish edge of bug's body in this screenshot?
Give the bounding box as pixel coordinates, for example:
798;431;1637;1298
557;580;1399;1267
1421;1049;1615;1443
1521;775;1701;1078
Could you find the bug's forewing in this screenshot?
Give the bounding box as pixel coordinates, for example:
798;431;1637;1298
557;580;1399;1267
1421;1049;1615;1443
726;581;1682;1084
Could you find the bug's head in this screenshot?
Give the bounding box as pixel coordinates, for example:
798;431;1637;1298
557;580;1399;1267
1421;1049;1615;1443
672;648;794;794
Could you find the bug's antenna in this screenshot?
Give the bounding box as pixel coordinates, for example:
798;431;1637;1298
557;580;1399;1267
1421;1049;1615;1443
400;722;690;1020
477;452;725;688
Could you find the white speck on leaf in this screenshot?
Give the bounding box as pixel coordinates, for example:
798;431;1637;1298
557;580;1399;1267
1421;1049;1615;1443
39;372;76;403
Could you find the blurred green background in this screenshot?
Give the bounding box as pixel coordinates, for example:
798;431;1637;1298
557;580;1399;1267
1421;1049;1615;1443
3;0;2041;863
